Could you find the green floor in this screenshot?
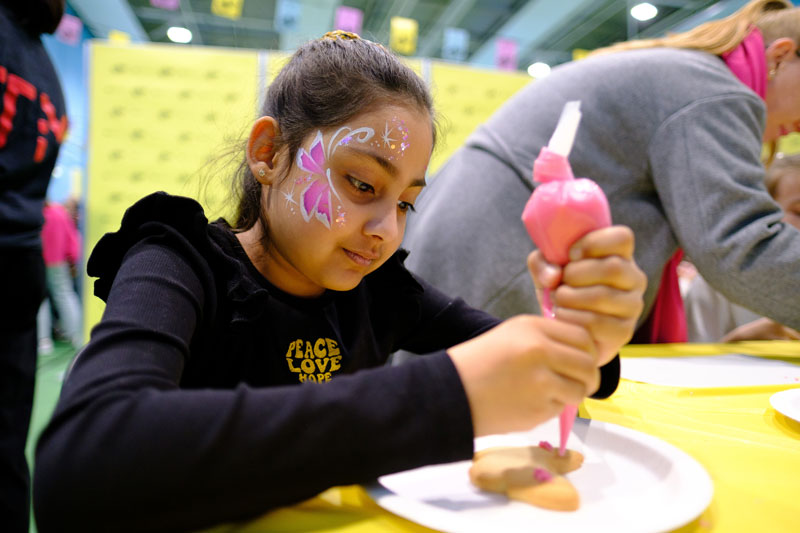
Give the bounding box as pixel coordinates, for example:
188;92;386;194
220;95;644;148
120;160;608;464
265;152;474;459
26;341;77;533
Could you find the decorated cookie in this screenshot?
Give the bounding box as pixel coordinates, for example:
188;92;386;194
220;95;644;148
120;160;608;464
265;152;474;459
469;442;584;511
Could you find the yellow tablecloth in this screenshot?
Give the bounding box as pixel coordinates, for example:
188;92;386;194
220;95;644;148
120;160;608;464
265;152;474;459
215;349;800;533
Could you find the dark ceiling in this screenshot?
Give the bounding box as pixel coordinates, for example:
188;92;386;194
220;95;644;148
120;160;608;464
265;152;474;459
95;1;751;71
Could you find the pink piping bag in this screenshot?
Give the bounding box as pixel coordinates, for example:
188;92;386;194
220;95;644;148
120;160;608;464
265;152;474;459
520;101;611;456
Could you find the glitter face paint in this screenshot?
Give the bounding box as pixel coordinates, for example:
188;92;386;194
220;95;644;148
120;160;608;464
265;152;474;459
369;117;410;160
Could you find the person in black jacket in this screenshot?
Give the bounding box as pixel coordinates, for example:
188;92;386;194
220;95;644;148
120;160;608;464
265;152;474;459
0;1;67;531
33;31;644;532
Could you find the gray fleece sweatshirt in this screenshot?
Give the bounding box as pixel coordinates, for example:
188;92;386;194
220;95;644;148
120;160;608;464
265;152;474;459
404;47;800;330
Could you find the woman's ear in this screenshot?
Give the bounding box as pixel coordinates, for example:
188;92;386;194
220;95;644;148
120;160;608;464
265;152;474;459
247;116;280;185
765;37;798;74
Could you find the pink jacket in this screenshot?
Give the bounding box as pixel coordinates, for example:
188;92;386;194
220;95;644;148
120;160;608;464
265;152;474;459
41;203;80;266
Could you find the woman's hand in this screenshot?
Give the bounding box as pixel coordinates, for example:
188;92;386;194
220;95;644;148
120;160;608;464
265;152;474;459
448;315;599;437
528;225;646;366
721;317;800;342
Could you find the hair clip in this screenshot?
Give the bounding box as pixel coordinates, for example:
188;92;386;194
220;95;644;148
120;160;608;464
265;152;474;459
322;30;361;41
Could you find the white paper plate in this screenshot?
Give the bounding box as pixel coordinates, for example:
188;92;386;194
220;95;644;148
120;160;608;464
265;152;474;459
770;388;800;423
621;354;800;387
369;418;713;533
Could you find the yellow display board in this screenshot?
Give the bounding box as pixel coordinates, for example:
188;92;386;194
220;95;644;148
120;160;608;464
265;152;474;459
84;41;260;335
427;61;530;173
83;41;533;336
777;132;800;155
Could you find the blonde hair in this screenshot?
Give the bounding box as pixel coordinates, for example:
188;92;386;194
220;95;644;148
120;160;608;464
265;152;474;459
765;153;800;197
590;0;796;56
590;0;799;164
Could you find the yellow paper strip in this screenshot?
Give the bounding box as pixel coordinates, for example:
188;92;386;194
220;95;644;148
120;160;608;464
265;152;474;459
620;341;800;358
211;0;244;20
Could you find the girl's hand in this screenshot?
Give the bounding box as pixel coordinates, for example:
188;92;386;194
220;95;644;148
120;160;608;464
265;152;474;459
721;317;800;342
448;315;599;437
528;225;646;366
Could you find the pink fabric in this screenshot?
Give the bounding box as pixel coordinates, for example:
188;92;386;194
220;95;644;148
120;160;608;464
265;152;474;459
41;203;80;266
640;250;687;343
721;27;768;100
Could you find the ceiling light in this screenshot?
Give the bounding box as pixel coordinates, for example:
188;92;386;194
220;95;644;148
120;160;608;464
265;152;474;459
630;3;658;22
167;26;192;44
527;62;551;78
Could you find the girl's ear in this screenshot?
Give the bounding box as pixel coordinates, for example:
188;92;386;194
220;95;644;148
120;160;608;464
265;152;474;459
247;116;281;185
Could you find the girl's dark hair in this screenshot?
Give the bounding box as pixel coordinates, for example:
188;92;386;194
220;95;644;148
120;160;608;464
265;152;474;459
233;31;436;230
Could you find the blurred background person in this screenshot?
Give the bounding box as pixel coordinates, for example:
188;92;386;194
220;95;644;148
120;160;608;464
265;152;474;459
685;153;800;342
37;200;82;354
0;0;66;531
401;0;800;346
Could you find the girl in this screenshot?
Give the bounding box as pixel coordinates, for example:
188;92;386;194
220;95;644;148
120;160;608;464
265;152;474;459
401;0;800;344
33;31;645;532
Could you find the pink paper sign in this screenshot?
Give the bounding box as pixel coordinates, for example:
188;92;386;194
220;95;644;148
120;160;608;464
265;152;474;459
55;14;83;46
334;6;363;35
150;0;180;10
495;37;518;71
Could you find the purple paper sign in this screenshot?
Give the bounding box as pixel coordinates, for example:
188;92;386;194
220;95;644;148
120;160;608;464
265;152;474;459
334;6;363;35
151;0;180;10
55;14;83;46
495;37;518;71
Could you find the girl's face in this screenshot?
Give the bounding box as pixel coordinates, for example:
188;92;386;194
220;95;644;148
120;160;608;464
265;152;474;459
255;104;433;297
775;173;800;230
764;39;800;142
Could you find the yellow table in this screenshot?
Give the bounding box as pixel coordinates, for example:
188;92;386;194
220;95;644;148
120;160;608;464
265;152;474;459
217;346;800;533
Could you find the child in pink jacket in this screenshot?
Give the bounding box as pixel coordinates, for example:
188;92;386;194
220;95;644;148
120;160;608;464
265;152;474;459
37;201;81;352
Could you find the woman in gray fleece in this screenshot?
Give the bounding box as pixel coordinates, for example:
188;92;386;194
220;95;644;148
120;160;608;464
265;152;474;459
402;0;800;342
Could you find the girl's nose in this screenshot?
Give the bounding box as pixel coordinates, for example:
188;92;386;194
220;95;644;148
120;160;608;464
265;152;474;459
364;203;400;242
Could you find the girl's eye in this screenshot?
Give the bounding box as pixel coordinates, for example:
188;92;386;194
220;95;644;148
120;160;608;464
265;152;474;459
347;175;374;194
398;201;416;213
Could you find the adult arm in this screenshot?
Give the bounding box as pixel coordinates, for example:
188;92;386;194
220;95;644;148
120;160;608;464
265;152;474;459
648;94;800;329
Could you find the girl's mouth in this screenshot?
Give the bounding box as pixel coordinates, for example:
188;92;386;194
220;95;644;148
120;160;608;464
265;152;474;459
344;249;376;266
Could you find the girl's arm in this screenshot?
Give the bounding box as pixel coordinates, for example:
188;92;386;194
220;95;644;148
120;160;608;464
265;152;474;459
34;240;475;533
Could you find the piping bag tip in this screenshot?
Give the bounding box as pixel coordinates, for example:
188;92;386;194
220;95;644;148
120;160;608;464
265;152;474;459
558;404;579;456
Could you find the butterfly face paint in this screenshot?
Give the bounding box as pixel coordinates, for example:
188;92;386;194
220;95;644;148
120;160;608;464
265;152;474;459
290;126;375;229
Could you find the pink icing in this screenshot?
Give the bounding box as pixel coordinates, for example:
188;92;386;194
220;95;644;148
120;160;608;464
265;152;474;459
533;468;553;482
538;440;553;452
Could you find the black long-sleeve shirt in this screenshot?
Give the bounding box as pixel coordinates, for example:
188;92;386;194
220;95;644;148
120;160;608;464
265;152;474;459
33;192;618;532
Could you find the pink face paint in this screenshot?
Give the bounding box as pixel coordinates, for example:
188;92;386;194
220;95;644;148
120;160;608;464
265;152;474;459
297;131;326;176
293;125;376;229
296;131;341;229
